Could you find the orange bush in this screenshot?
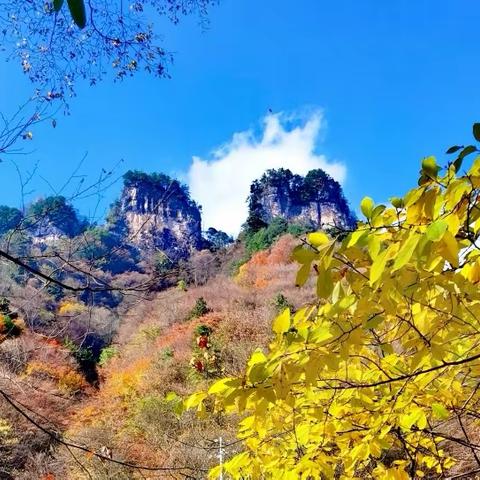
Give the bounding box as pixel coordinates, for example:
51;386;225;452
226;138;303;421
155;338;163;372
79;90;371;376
237;235;298;287
26;361;85;394
58;300;86;316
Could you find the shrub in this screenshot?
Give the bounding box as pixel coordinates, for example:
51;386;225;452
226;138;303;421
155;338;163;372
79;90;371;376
177;279;187;291
0;418;17;445
190;325;222;379
227;256;249;276
245;217;289;254
140;325;161;341
160;347;174;359
153;251;175;275
272;293;293;313
1;315;22;337
26;361;85;394
286;222;312;237
58;300;86;316
0;297;10;315
187;297;210;320
57;370;85;394
98;346;118;366
195;324;212;337
63;338;95;362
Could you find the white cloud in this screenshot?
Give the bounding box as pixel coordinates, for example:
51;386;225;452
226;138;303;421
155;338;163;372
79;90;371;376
187;110;346;236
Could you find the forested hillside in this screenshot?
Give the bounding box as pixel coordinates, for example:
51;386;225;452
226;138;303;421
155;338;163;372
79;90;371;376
0;167;352;478
59;235;311;479
4;128;480;480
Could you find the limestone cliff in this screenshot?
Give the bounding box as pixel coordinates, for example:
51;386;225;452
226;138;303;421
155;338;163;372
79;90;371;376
113;171;202;260
246;168;356;232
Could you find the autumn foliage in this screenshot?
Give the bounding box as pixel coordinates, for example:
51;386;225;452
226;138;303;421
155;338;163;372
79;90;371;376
186;125;480;479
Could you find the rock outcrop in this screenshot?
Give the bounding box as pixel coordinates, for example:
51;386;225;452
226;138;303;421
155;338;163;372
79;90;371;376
112;171;203;260
246;168;356;232
26;196;88;243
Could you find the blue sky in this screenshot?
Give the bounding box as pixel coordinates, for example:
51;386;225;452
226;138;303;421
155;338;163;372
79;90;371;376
1;0;480;234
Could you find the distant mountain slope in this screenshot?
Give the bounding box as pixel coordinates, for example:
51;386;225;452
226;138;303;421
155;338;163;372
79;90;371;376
62;235;314;478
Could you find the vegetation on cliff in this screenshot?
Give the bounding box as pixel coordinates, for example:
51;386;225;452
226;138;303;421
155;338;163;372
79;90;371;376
246;168;356;234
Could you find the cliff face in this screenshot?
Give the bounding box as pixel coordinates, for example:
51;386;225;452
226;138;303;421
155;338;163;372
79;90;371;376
114;171;203;260
247;168;356;232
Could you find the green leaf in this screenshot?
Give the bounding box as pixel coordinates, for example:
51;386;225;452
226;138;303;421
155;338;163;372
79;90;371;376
421;156;439;178
346;229;368;248
473;123;480;142
295;263;311;287
458;145;477;160
446;145;463;154
390;197;404;209
432;403;449;420
425;220;448;242
272;309;291;335
392;233;421;272
360;197;374;220
316;266;333;298
292;245;316;264
453;156;464;173
54;0;64;12
67;0;87;28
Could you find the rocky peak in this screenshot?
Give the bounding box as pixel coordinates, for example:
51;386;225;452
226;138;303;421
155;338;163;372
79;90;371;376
113;170;203;260
246;168;356;232
26;196;88;240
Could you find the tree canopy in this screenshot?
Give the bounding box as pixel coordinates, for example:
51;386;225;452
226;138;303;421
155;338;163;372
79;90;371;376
0;206;23;235
27;195;88;237
0;0;218;100
185;125;480;479
246;168;355;235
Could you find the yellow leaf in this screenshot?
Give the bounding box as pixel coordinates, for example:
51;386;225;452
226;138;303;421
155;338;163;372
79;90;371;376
370;248;389;285
316;266;333;298
360;196;374;219
307;231;329;247
440;230;459;268
392;233;421;272
346;229;368;248
308;326;332;344
272;309;291;335
184;392;207;410
208;377;239;395
295;263;311;286
368;235;381;260
425;219;447;242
